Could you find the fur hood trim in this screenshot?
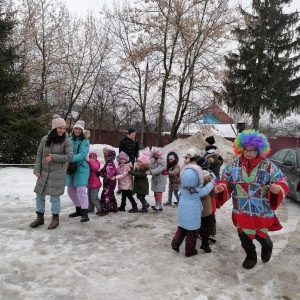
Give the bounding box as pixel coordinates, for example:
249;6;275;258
181;164;204;187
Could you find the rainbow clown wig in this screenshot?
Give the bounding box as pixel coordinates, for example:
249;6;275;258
233;129;271;158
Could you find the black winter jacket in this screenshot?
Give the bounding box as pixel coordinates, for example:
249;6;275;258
119;135;139;165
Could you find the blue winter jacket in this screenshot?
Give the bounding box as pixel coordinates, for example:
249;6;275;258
66;134;90;187
178;165;214;230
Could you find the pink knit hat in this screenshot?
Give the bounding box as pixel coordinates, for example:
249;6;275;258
89;152;97;159
52;114;66;130
137;151;149;165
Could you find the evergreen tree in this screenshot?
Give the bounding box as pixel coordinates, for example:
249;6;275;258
0;2;48;164
222;0;300;129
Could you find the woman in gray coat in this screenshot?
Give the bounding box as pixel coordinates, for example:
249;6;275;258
30;114;73;229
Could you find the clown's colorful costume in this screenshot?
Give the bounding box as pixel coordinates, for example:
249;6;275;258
216;156;288;236
215;130;289;269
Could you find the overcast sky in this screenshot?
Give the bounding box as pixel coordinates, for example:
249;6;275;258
64;0;300;16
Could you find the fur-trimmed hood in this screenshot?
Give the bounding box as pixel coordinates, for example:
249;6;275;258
166;151;179;165
149;147;164;164
71;129;90;140
181;163;204;187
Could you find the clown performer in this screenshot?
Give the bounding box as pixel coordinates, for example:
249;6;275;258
214;130;289;269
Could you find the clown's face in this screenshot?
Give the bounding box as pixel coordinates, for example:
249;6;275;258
243;146;258;159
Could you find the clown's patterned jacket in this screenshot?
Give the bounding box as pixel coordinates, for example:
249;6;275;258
216;155;289;239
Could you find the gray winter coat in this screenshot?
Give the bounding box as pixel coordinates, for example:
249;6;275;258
150;160;167;192
34;134;73;196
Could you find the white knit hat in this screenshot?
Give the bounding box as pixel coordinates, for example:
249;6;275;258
186;148;196;158
52;114;66;130
73;120;85;131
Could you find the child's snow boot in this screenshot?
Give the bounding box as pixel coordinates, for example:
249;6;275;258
153;202;163;211
200;240;212;253
129;204;138;213
118;205;126;212
139;204;148;213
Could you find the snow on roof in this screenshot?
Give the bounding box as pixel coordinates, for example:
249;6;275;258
181;123;238;138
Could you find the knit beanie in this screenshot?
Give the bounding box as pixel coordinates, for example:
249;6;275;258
186;148;197;158
137;151;149;165
117;151;129;163
89;152;97;159
73;120;85;131
205;136;215;145
128;127;136;135
51;114;66;130
197;156;210;170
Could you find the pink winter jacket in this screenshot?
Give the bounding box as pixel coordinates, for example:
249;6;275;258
87;159;102;189
116;162;133;190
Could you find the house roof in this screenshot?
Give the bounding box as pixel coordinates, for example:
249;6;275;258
198;103;233;124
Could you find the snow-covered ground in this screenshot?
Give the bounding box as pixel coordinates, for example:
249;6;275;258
0;135;299;299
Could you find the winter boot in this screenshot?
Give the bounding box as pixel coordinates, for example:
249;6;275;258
151;201;157;210
242;248;257;269
199;215;212;252
261;239;273;263
209;235;217;243
163;201;172;206
69;206;81;218
153;202;163;211
97;210;109;216
200;240;212;253
139;204;148;213
80;209;90;222
185;231;199;257
118;205;126;212
171;243;180;252
129;204;139;213
30;212;44;228
48;214;59;229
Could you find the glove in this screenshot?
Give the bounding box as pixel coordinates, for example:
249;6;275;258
162;170;169;175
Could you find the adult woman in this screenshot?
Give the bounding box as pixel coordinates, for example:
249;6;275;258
215;130;289;269
66;120;91;222
30;114;73;229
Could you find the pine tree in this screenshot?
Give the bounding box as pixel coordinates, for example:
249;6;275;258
222;0;300;129
0;2;48;164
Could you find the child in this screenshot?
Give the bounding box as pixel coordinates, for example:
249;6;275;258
86;152;102;214
203;137;223;244
112;151;138;213
129;151;150;213
196;156;216;253
98;148;118;216
163;151;181;207
171;164;215;257
146;147;167;211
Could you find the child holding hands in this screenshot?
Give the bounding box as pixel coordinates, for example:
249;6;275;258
86;152;102;214
129;151;151;213
111;151;138;213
